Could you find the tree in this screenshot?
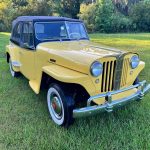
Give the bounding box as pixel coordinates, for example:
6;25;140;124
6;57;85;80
0;0;54;31
129;0;150;32
12;0;28;7
54;0;84;18
79;3;97;32
112;0;142;16
0;0;12;31
96;0;132;32
95;0;115;32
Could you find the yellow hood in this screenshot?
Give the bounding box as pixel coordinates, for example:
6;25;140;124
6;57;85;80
37;40;126;74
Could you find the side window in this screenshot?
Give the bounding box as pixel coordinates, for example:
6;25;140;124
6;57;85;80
21;22;34;48
12;23;22;44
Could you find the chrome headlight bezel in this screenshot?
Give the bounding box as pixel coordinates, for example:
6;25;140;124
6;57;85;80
90;61;103;77
130;55;140;69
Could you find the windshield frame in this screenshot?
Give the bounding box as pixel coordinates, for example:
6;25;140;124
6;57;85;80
65;21;89;40
34;21;89;42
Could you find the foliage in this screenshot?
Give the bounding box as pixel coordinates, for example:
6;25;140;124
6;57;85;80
0;0;150;32
54;0;83;18
0;1;11;31
0;0;84;31
79;4;97;32
112;0;141;16
79;0;132;33
129;0;150;32
95;0;116;33
0;0;54;31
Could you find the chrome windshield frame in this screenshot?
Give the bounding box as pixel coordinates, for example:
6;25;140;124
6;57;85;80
65;21;89;40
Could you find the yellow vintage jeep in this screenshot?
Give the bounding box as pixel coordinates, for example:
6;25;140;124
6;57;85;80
6;16;150;127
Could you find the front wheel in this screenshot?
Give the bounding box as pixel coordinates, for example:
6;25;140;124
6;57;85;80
47;84;75;127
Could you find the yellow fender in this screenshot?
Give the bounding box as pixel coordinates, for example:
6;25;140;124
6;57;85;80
42;64;96;95
29;64;96;95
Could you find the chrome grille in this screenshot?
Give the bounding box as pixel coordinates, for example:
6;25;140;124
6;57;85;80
101;57;130;93
101;60;116;92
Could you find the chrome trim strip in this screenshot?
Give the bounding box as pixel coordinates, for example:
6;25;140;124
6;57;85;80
73;81;150;118
113;55;124;90
12;61;22;67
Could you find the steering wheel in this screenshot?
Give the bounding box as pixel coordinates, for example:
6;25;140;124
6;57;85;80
69;33;81;39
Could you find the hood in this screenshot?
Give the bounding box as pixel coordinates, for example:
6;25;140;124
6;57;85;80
37;40;127;74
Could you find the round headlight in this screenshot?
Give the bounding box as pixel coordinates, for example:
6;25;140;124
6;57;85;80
130;55;140;69
90;61;103;77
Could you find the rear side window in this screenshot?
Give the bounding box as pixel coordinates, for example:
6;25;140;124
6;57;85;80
11;22;22;44
21;22;34;48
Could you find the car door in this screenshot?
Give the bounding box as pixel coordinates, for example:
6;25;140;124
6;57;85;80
9;22;22;70
19;22;35;80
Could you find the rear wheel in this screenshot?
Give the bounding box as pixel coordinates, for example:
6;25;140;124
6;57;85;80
47;84;75;127
9;58;20;77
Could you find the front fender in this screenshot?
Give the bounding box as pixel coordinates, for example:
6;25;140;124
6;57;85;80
42;64;96;96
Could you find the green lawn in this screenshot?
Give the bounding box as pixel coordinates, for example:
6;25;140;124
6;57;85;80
0;32;150;150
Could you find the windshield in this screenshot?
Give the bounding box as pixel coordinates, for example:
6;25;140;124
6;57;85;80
35;21;88;41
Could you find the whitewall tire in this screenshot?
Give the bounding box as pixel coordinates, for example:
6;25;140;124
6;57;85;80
47;84;75;127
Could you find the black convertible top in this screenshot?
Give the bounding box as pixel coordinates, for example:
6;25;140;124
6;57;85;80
12;16;82;26
11;16;86;48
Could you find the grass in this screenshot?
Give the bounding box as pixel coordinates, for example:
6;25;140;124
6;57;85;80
0;32;150;150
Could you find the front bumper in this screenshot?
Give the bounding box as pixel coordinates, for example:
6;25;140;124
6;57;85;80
73;80;150;118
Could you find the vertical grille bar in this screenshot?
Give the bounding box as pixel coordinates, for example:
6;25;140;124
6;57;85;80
102;62;107;92
120;58;129;87
109;61;114;91
105;62;110;92
101;62;105;93
112;60;116;90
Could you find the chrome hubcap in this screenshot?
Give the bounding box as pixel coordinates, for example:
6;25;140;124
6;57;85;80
50;94;62;119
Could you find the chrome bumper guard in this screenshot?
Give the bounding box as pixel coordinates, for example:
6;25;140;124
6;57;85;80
73;80;150;118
